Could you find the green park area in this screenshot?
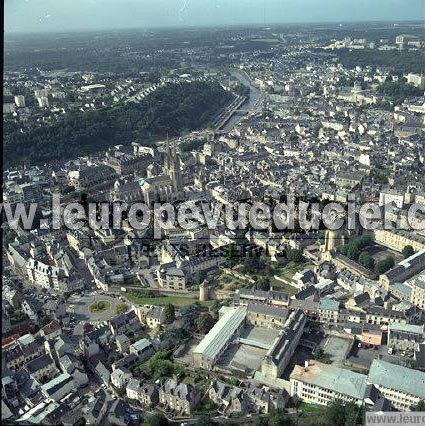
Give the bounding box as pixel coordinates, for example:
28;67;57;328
124;291;215;308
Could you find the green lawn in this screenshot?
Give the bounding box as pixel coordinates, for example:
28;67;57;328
298;402;325;414
269;277;298;295
215;272;247;291
270;261;315;295
124;293;215;307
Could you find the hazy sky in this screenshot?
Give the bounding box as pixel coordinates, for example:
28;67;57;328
5;0;424;33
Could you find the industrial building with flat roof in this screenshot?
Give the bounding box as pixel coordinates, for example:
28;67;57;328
193;307;247;370
192;303;306;376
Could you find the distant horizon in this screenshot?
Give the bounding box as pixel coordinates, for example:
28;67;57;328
5;0;424;35
4;18;424;37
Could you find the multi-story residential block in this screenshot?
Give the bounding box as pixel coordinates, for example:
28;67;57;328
318;298;340;323
246;304;289;329
409;273;425;310
374;230;425;253
111;367;132;390
209;380;248;416
145;306;166;329
40;373;75;402
233;288;290;308
25;353;59;382
26;258;74;294
387;323;425;350
109;310;140;336
115;334;131;354
159;379;201;415
367;360;425;410
156;266;187;290
4;334;45;370
126;379;159;408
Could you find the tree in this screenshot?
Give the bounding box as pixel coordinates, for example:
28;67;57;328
324;400;346;426
163;303;175;324
4;81;232;167
38;316;52;328
197;414;214;426
143;413;169;426
313;347;331;364
344;401;365;426
402;245;415;259
255;277;271;291
197;313;215;334
223;244;238;268
411;399;425;411
243;255;266;273
358;252;374;270
375;256;395;274
318;399;365;426
268;409;295;426
286;249;304;263
347;242;360;261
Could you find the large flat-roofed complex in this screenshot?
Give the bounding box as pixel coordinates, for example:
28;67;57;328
193;307;247;370
193;303;306;377
290;359;425;410
290;361;368;405
367;360;425;410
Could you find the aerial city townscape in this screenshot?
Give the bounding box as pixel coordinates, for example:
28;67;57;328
2;2;425;426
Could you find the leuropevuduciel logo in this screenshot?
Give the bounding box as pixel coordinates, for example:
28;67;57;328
1;193;425;238
366;411;425;426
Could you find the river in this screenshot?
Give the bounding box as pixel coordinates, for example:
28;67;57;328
221;70;262;132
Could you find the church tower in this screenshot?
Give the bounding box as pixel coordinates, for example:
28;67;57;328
164;136;183;193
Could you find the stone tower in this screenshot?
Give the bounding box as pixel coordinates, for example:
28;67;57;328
164;136;183;193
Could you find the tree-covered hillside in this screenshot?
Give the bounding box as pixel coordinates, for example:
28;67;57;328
4;81;232;167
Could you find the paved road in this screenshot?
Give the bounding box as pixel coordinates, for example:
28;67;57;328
67;293;123;323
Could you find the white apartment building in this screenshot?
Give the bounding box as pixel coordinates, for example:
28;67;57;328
367;360;425;410
290;361;367;406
